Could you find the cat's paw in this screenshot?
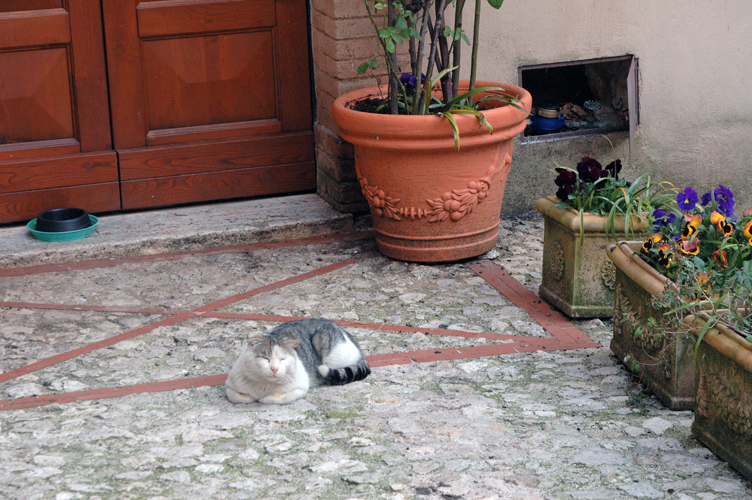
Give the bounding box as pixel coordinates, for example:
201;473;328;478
226;387;255;404
259;393;288;404
318;365;330;377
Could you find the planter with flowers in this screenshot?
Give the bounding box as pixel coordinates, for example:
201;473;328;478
536;156;669;318
606;239;693;409
684;311;752;481
332;0;531;262
607;184;751;411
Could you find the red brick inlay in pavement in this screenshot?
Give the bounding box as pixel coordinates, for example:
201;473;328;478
0;233;598;411
0;257;360;385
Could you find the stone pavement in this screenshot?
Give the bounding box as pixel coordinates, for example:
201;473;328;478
0;200;751;500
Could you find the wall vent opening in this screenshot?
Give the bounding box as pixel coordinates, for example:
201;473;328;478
519;55;638;145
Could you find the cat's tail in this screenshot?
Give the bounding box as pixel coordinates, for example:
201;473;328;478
318;359;371;386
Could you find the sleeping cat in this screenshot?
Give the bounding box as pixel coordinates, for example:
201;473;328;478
225;318;371;405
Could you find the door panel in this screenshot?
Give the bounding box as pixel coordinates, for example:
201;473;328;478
0;48;74;144
0;1;63;12
141;31;277;130
0;1;117;224
0;8;71;50
136;0;277;37
103;0;315;209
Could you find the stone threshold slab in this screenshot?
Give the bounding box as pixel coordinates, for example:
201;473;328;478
0;194;353;269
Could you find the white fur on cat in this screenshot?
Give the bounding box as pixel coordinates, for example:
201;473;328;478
317;336;362;378
225;339;309;405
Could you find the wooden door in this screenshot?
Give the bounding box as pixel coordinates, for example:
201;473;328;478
0;0;118;223
102;0;316;210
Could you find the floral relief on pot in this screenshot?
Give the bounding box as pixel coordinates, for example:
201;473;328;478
690;316;752;481
544;241;565;282
359;158;510;223
696;355;752;439
601;260;617;291
607;242;695;411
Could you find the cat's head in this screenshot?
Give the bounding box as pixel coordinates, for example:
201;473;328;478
244;335;301;381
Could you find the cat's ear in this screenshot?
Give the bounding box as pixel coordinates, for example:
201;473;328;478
283;338;301;349
247;336;265;347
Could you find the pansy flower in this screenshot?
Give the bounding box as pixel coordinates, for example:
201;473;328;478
709;211;733;235
678;238;700;256
651;209;676;231
681;214;702;240
656;243;674;268
604;159;622;180
713;250;728;269
576;157;607;183
744;220;752;247
676;187;699;211
701;185;735;216
743;220;752;238
641;233;664;253
715;185;735;216
399;72;426;88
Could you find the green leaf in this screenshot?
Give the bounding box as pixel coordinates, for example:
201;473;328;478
357;62;370;75
395;17;408;30
487;0;504;8
386;38;395;53
378;28;389;39
392;34;404;44
438;112;461;151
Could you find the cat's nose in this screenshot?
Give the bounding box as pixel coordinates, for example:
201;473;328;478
270;366;278;374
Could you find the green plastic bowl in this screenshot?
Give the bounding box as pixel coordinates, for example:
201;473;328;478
27;215;99;242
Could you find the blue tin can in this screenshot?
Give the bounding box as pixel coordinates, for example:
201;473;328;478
531;102;565;134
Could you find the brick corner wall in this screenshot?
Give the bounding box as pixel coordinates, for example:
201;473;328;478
310;0;385;214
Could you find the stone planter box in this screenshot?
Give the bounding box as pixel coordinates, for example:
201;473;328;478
606;241;695;410
686;314;752;481
535;197;646;318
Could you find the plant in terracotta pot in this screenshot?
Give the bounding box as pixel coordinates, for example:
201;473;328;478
535;155;674;318
607;184;752;410
332;0;532;263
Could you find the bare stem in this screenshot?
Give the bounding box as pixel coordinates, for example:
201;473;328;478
451;0;466;98
388;0;399;114
423;0;449;108
411;1;434;114
468;0;482;100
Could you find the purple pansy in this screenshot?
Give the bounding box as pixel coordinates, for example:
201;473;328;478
399;72;426;88
700;185;735;217
676;187;699;211
604;159;622;180
554;169;577;201
556;185;575;201
651;209;676;231
576;157;608;183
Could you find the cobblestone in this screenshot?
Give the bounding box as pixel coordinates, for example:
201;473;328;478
0;217;750;499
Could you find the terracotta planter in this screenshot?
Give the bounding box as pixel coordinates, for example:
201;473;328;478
685;314;752;481
606;241;695;410
536;197;647;318
332;81;532;262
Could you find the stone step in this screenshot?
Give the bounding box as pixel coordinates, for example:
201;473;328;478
0;194;352;269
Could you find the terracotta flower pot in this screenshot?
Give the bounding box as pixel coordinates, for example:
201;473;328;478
606;241;695;410
685;314;752;481
536;197;647;318
332;81;532;262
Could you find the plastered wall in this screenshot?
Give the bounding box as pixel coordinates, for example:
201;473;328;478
471;0;752;214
